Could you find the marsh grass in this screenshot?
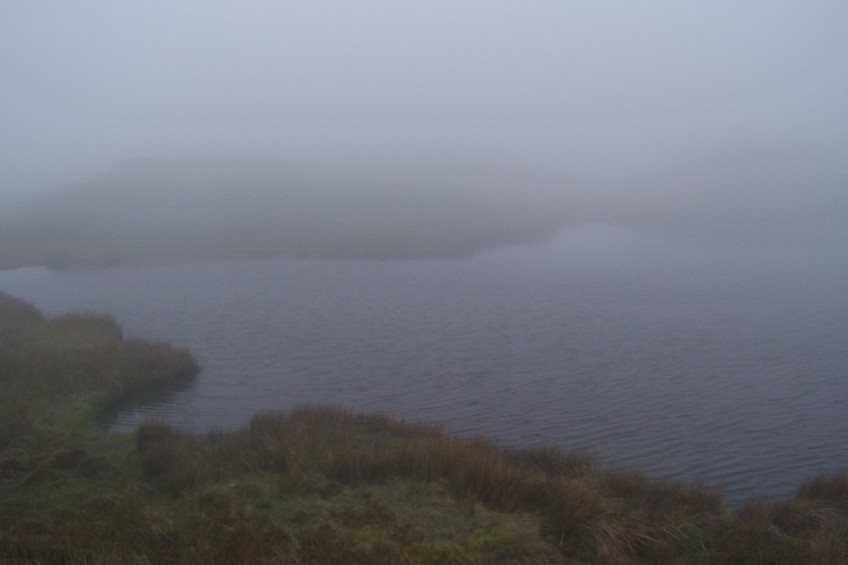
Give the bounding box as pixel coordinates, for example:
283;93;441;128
2;290;848;563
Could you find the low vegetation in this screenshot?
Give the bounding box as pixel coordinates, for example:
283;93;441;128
1;290;846;563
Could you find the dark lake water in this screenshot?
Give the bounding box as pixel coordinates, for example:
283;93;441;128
2;224;847;505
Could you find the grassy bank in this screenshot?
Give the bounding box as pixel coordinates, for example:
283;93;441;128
1;291;846;563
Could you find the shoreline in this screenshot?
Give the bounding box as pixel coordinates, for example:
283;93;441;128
1;291;846;563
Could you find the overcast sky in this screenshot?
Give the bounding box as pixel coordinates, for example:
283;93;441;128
2;2;847;203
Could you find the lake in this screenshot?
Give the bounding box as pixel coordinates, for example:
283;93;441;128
2;224;846;505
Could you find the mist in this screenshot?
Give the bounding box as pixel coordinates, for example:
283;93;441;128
2;2;847;265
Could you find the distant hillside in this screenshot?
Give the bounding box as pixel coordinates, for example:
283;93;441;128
3;143;845;270
0;158;580;269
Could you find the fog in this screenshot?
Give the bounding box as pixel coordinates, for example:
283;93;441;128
2;2;847;264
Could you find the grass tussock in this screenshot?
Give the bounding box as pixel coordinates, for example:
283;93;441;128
2;290;848;563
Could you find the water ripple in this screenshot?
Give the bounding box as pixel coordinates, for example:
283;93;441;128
1;233;847;506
